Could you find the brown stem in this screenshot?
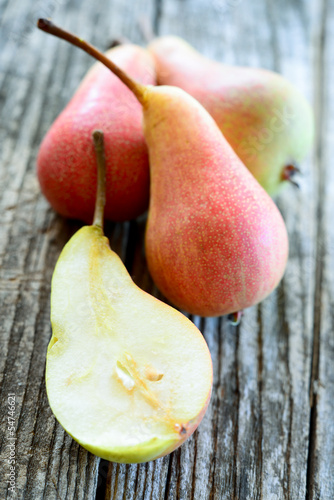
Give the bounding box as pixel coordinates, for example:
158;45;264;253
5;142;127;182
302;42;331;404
92;130;106;229
227;311;243;326
281;164;301;189
37;19;146;104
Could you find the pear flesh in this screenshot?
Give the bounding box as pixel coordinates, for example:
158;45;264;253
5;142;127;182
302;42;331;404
47;226;212;463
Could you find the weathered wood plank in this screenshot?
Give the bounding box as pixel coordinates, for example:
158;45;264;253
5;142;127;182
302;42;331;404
307;0;334;498
256;1;316;498
1;0;333;499
154;0;317;499
0;0;156;498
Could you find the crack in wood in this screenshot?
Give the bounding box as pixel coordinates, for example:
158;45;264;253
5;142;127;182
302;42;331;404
232;322;240;500
278;284;293;500
256;306;263;500
306;0;328;498
154;0;163;35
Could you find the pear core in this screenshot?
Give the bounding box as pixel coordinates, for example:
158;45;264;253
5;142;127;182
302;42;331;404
46;226;212;463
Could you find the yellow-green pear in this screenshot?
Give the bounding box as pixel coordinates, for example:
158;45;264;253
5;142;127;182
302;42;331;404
149;36;314;195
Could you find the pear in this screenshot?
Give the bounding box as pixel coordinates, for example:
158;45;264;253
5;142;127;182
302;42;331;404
143;87;288;316
46;130;213;464
37;20;289;317
148;36;314;195
37;43;156;223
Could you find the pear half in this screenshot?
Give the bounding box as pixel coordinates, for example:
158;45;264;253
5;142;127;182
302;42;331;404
46;225;213;463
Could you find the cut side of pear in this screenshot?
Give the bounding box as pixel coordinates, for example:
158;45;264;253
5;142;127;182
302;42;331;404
47;226;212;464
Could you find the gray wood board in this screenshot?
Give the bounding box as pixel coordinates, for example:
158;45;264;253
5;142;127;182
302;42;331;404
0;0;332;498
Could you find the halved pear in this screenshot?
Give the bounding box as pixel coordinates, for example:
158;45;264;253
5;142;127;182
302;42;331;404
47;226;212;463
46;201;212;464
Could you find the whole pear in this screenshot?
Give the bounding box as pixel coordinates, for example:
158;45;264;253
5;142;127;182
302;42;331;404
148;36;314;195
144;87;289;316
37;20;289;317
37;44;155;223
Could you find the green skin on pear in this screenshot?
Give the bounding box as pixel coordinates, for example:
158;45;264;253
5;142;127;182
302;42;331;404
46;225;213;463
148;36;314;195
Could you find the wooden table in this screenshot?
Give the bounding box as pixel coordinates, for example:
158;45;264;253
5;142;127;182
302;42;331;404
0;0;333;498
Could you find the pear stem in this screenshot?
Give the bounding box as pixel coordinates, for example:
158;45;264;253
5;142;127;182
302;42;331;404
92;130;106;230
281;164;301;189
37;19;146;104
227;311;243;326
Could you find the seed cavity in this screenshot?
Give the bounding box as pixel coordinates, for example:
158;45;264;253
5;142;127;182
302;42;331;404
115;360;135;390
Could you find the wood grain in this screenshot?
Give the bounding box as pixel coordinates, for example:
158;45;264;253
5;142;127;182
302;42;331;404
0;0;332;499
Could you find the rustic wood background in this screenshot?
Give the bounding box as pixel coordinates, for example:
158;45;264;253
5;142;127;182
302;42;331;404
0;0;333;498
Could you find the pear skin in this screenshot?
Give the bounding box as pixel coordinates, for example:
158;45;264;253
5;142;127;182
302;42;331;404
143;87;289;316
37;20;289;317
148;36;314;195
37;44;155;223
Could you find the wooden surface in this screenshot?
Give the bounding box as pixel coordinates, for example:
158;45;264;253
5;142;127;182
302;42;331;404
0;0;333;498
